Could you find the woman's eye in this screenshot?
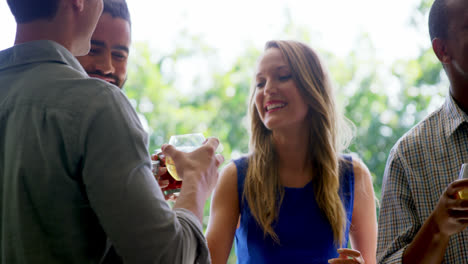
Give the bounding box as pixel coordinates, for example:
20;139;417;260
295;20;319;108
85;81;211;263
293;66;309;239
256;82;265;88
279;75;292;81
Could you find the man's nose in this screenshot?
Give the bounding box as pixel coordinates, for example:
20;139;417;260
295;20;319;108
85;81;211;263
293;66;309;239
95;53;115;75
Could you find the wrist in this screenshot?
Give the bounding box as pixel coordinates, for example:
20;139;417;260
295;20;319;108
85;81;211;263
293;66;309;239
173;174;210;223
427;213;450;240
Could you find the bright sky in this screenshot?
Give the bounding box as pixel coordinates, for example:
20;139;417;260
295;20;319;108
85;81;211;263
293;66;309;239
134;0;428;65
1;0;427;62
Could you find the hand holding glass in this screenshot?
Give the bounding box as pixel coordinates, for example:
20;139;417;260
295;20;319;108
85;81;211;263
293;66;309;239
457;164;468;200
166;133;223;181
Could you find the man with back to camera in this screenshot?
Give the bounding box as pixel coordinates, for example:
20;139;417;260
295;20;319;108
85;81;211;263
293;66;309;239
377;0;468;263
0;0;223;263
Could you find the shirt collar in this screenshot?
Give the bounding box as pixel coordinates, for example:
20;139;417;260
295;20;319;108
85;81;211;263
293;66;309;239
443;94;468;137
0;40;86;74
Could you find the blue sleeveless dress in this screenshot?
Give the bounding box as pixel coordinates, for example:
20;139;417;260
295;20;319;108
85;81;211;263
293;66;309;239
234;156;354;264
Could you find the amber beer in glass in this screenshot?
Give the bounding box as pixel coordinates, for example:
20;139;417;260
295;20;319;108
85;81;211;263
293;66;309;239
457;164;468;199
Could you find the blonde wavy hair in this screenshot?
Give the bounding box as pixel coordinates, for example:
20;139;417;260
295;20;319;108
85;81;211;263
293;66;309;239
244;40;353;246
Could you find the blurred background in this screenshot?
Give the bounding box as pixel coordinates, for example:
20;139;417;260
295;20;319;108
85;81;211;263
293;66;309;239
0;0;445;262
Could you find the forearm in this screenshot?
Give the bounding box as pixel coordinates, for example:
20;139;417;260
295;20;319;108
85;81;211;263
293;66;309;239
206;227;236;264
402;215;450;264
173;175;209;224
206;162;239;264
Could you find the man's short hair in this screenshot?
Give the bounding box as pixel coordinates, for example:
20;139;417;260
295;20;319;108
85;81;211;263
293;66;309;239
103;0;131;26
428;0;449;41
7;0;60;23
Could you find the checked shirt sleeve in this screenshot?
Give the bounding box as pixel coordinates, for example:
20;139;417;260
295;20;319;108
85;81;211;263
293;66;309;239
377;148;421;263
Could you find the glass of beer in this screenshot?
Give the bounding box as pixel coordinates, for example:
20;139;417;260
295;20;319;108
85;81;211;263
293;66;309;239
457;164;468;199
166;133;207;181
153;133;223;198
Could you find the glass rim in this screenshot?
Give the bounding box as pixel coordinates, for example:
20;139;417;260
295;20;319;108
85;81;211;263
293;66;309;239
458;163;468;179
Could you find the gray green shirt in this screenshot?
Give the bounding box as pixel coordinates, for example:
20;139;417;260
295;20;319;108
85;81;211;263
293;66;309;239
0;40;209;264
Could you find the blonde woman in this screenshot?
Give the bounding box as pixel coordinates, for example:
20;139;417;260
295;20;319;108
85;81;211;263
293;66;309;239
206;40;377;264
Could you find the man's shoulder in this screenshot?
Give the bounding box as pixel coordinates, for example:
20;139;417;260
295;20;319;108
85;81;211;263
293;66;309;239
1;40;121;101
57;74;120;96
11;62;125;113
58;77;127;113
42;68;121;104
392;106;445;155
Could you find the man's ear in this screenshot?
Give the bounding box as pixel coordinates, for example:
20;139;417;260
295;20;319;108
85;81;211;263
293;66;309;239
432;38;451;65
71;0;85;12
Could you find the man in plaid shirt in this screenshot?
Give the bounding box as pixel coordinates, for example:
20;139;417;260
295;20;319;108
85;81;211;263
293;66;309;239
377;0;468;263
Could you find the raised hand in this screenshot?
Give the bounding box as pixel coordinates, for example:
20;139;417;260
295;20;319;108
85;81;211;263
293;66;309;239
162;137;224;222
162;137;224;195
431;178;468;236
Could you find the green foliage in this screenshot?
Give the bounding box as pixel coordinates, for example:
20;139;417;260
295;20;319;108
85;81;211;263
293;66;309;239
193;46;261;159
126;39;222;154
324;37;445;201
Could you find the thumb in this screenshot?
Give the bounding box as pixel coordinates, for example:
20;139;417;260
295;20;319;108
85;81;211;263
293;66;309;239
161;144;178;159
204;137;220;151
